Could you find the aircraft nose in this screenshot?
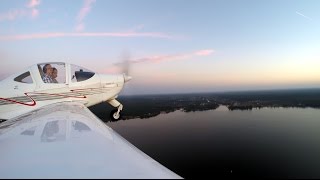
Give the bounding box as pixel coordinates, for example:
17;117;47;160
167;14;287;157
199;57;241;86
123;74;132;82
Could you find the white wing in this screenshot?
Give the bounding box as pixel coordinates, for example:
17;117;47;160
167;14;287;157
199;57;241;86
0;102;182;179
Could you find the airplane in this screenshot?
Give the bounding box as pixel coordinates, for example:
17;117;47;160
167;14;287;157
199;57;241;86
0;62;182;179
0;62;131;121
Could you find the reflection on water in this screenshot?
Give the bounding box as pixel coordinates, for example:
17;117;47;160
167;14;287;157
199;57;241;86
107;106;320;178
214;105;229;112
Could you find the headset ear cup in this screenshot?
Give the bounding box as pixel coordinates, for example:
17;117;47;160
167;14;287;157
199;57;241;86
43;65;47;73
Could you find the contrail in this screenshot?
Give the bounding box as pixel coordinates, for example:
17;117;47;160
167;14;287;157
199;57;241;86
296;11;312;21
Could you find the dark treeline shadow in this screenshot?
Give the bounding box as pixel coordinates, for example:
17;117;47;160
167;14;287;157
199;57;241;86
89;88;320;122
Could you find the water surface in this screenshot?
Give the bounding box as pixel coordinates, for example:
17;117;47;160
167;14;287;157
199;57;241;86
107;106;320;178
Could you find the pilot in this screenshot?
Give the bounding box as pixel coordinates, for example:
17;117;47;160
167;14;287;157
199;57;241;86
42;64;54;83
52;67;58;83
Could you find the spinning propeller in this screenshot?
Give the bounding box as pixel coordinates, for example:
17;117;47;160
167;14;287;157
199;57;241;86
117;50;132;82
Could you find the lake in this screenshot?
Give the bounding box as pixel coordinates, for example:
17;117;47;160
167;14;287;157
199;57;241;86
107;106;320;178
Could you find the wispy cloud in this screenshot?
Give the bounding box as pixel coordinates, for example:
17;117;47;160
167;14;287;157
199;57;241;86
296;11;312;21
27;0;41;8
130;54;190;64
76;0;96;32
104;49;214;74
27;0;41;18
0;31;173;41
128;49;215;64
0;9;27;22
75;23;85;32
0;0;41;21
31;8;39;18
195;49;215;56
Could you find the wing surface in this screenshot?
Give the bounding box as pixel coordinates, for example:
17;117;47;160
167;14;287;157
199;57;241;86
0;102;182;179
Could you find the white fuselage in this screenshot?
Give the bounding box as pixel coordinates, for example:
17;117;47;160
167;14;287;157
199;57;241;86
0;63;125;120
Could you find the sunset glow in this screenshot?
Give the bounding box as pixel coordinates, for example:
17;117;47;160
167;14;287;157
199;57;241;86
1;0;320;94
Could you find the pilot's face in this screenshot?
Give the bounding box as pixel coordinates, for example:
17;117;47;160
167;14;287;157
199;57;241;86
47;65;53;75
52;69;57;78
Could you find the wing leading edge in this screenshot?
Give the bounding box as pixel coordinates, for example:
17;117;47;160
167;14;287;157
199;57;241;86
0;102;182;179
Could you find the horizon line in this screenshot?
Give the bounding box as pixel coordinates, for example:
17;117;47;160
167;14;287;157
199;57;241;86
119;87;320;96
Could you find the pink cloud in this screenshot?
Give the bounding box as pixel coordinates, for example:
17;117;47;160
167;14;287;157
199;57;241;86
0;33;64;40
0;31;173;41
27;0;41;18
194;49;214;56
0;9;26;22
27;0;41;8
77;0;96;22
128;49;215;64
0;0;41;22
31;8;39;18
76;0;96;32
75;23;85;32
131;54;191;64
104;49;214;75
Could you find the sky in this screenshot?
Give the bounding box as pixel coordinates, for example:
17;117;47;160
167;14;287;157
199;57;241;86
0;0;320;95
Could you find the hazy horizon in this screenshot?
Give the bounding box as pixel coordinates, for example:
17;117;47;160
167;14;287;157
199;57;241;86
1;0;319;94
119;86;320;96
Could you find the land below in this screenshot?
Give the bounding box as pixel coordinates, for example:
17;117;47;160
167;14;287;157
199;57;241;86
89;88;320;121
